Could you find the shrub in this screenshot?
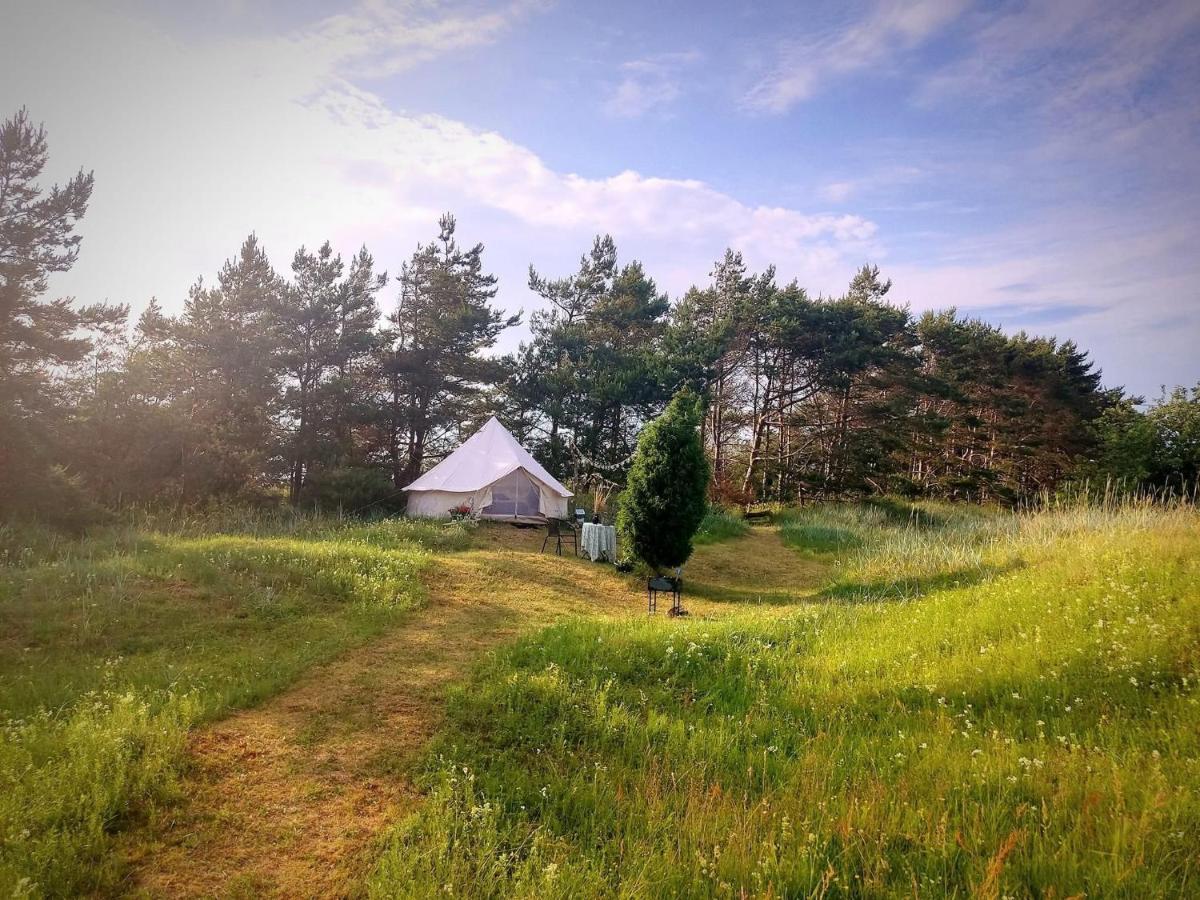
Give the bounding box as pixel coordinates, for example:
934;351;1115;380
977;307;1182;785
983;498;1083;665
617;392;710;571
299;466;401;515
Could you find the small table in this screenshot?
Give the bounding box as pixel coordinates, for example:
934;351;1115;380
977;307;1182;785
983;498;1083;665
581;523;617;562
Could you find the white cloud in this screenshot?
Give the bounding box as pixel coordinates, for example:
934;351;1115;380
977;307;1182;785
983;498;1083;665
0;1;879;329
744;0;964;113
10;1;1186;398
885;203;1200;398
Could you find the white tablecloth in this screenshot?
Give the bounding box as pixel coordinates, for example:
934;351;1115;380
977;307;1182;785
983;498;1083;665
581;523;617;562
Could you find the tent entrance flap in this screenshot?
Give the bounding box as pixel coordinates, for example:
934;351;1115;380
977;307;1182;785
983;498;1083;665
481;469;542;519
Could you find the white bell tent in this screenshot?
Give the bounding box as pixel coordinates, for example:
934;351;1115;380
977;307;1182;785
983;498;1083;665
402;417;572;521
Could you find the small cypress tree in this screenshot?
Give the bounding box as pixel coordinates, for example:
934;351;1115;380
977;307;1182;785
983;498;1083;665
617;391;710;572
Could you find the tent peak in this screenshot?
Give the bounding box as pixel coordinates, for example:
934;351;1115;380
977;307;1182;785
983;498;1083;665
402;416;572;498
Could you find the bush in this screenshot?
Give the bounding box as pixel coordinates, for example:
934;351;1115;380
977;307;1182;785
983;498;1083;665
299;466;402;515
617;392;710;571
0;461;107;534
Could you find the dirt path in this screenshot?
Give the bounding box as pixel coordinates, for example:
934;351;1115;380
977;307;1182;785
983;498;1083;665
685;526;829;605
121;526;825;897
121;535;640;898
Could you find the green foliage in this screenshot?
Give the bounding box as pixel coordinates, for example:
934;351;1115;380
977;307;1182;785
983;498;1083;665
1077;384;1200;495
0;691;200;896
0;512;448;895
279;240;388;502
0;438;106;533
371;503;1200;898
511;234;672;480
1148;383;1200;488
1084;393;1161;486
908;310;1105;502
617;392;710;570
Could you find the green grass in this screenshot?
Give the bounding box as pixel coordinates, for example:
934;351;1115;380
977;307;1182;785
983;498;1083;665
693;506;750;545
0;512;468;896
370;501;1200;898
7;500;1199;897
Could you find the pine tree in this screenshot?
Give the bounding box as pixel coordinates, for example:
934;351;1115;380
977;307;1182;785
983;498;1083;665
386;214;517;489
0;108;125;522
273;240;384;503
172;235;284;496
524;234;618;474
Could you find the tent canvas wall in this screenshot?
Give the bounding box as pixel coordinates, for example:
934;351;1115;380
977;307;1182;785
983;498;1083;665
402;417;571;521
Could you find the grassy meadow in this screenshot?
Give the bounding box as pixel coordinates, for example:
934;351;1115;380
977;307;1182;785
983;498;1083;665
0;512;469;896
1;499;1198;897
371;500;1200;898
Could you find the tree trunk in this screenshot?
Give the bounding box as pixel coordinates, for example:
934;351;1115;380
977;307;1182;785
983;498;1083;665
289;377;309;505
389;375;403;488
741;412;770;496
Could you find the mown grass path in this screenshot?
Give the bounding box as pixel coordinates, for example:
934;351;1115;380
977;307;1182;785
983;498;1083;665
121;525;825;897
122;590;507;897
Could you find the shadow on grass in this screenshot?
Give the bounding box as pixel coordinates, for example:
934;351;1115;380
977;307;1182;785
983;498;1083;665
820;559;1025;603
779;524;863;553
861;497;945;530
683;578;818;606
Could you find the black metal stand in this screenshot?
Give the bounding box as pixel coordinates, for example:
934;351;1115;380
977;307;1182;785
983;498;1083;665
647;576;681;614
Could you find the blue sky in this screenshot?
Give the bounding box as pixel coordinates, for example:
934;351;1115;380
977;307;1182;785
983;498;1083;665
3;0;1198;398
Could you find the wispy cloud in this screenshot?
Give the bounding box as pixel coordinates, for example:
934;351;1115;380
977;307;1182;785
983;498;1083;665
917;0;1200;170
602;51;700;118
817;164;926;204
296;0;550;79
2;1;878;324
744;0;964;114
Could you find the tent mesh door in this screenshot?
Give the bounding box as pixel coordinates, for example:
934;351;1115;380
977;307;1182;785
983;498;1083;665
482;470;541;518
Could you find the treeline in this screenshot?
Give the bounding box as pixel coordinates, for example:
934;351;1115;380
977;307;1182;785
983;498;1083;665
3;109;1197;526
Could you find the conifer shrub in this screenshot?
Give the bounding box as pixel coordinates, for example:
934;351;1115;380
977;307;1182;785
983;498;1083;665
617;392;710;572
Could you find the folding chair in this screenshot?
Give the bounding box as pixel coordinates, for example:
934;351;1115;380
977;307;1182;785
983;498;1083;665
541;518;578;556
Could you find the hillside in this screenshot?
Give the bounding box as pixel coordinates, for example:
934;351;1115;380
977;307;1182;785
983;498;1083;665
1;502;1197;896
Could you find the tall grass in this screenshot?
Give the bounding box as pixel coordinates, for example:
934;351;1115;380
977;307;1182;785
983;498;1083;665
693;505;750;545
371;501;1200;897
0;512;463;896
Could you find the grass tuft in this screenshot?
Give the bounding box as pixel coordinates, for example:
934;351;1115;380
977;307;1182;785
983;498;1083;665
693;505;750;545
